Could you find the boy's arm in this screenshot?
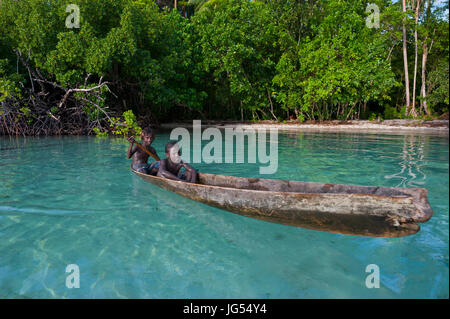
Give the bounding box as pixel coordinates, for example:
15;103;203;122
126;139;138;159
157;160;183;181
181;162;196;174
180;161;197;184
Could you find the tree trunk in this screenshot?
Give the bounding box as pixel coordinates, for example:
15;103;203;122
420;42;429;115
420;0;432;116
411;0;421;117
402;0;411;115
267;89;278;121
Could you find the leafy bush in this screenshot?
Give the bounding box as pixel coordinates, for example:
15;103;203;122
383;105;402;119
368;112;383;122
93;127;108;137
110;110;142;136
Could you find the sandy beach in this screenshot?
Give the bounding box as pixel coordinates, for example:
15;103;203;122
160;119;449;135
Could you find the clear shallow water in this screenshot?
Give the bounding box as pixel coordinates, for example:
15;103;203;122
0;130;448;298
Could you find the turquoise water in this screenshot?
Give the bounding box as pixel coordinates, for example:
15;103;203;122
0;130;448;298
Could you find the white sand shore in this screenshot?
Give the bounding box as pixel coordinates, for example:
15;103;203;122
160;119;449;135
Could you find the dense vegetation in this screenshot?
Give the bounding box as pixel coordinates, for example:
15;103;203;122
0;0;448;135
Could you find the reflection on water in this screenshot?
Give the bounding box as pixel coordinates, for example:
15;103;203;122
0;131;448;298
384;135;427;187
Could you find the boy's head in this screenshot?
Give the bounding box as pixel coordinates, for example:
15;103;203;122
165;141;181;164
141;127;154;145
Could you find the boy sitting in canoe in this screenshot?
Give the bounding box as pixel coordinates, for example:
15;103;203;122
127;127;160;175
157;141;198;183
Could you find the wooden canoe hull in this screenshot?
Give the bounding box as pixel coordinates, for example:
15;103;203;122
131;168;433;237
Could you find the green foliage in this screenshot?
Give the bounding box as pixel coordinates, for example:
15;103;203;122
188;0;211;12
427;59;449;113
0;0;448;133
383;105;402;119
93;127;109;137
0;59;23;101
419;115;435;121
111;110;142;136
19;106;32;118
192;0;281;118
368;112;383;122
273;0;398;120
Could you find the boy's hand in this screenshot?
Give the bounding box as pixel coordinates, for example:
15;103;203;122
181;162;193;170
127;136;135;144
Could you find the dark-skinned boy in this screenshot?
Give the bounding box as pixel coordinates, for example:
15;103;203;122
157;141;197;183
127;127;160;175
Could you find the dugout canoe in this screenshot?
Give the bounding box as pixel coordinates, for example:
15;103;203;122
131;167;433;237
